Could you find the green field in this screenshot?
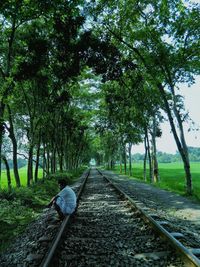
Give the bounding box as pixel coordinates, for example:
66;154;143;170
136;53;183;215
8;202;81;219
0;166;43;189
114;162;200;200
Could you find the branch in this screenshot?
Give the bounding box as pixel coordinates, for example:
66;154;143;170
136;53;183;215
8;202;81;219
7;151;48;174
3;122;10;132
106;26;153;75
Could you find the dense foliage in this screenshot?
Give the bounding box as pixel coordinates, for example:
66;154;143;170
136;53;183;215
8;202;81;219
0;0;99;189
0;0;199;196
87;0;200;194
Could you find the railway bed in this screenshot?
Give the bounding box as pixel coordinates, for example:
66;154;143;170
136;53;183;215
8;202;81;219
1;169;199;266
40;169;200;267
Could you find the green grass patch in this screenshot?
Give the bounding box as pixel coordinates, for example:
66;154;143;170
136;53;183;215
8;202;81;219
113;162;200;201
0;166;86;252
0;166;43;189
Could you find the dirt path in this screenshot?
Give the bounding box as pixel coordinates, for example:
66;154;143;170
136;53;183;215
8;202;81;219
102;170;200;226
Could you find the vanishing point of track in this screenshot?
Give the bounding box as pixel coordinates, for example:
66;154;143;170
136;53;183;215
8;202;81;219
39;169;200;267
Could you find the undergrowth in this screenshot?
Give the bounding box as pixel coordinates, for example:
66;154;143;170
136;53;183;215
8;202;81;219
0;167;86;252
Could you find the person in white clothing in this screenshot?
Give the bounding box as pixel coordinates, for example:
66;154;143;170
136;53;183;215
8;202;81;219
47;178;77;220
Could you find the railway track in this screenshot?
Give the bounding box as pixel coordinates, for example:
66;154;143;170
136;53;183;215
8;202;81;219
39;169;200;267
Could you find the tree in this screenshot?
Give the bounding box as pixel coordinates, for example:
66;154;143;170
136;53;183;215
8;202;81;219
0;0;55;184
4;104;21;187
88;0;200;194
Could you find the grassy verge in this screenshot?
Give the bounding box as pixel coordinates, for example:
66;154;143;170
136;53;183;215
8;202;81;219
113;162;200;201
0;166;43;189
0;166;86;252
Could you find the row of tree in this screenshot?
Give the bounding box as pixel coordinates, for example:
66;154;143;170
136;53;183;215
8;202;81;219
88;0;200;195
132;147;200;163
0;0;199;196
0;0;100;190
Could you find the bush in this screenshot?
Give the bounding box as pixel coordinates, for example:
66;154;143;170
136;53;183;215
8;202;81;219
0;166;86;252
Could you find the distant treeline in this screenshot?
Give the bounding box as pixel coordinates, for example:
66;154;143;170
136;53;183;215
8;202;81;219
2;158;27;170
133;147;200;163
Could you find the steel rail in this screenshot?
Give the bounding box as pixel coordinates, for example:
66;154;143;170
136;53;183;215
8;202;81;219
97;169;200;267
39;169;90;267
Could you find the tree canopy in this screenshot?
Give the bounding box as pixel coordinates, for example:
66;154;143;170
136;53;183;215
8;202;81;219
0;0;199;195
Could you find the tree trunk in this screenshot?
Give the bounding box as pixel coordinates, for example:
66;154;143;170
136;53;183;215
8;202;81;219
50;153;53;173
157;82;192;195
58;150;63;172
27;144;34;186
6;105;21;187
143;133;148;181
128;143;132;176
34;136;41;183
151;117;160;182
120;151;122;173
46;148;50;175
0;102;6;188
53;148;56;173
124;145;127;174
2;156;12;192
11;133;21;187
43;143;46;179
50;152;54;173
146;130;153;183
110;158;113;169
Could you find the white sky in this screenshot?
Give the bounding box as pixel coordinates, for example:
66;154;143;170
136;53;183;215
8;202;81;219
133;76;200;154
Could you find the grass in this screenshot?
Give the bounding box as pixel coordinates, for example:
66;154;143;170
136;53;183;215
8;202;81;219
113;162;200;201
0;166;43;189
0;166;86;252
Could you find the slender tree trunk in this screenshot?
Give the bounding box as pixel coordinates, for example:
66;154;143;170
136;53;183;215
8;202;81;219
110;158;112;169
51;151;54;173
34;135;41;183
146;131;153;183
124;145;127;174
60;127;64;171
120;151;122;174
157;82;192;195
43;144;46;179
27;144;34;186
58;150;63;172
46;148;50;175
53;148;56;173
151;117;160;182
12;134;21;187
170;84;190;161
143;134;148;182
50;153;54;173
2;156;12;192
128;143;132;176
6;105;21;187
0;102;6;188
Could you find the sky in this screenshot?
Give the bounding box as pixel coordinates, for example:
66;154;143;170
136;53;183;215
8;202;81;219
133;76;200;154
